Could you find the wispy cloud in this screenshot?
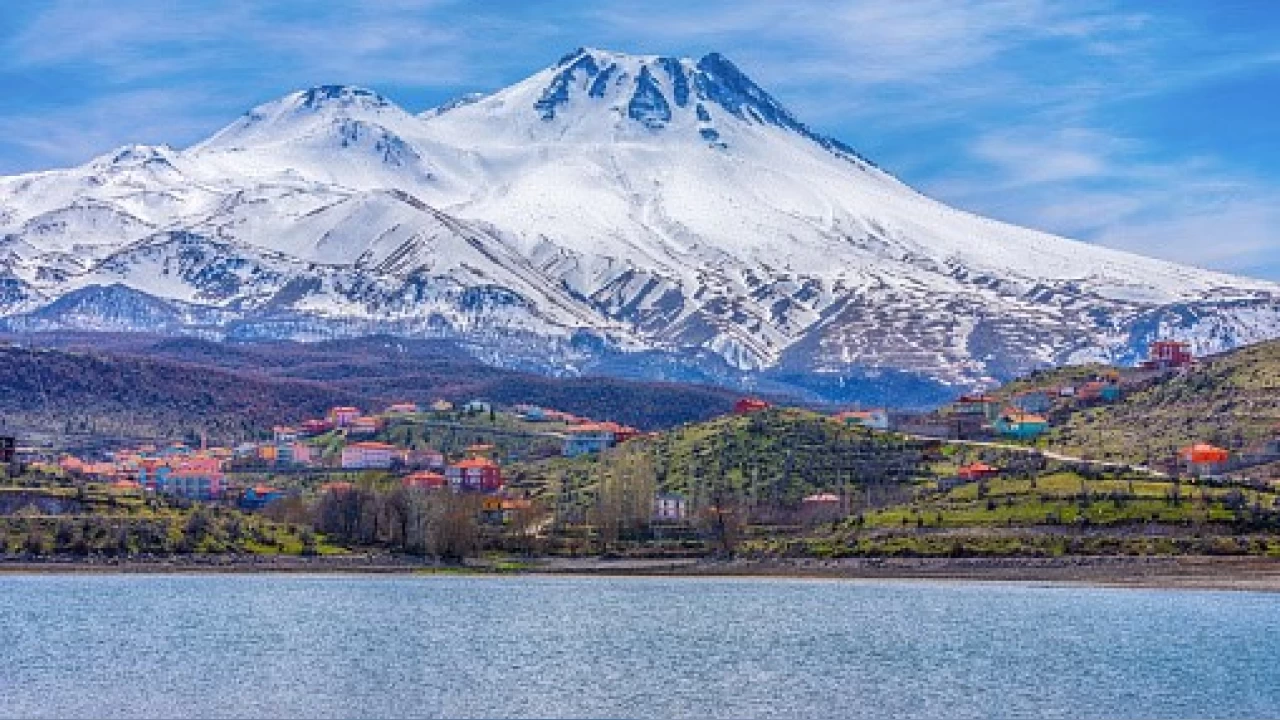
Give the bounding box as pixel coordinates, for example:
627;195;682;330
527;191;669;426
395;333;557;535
924;123;1280;277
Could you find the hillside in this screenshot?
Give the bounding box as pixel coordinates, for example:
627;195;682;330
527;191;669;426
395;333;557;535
511;408;931;523
0;343;357;446
1040;340;1280;467
0;333;743;447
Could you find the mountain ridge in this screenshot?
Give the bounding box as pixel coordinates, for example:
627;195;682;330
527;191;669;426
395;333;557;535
1;47;1277;404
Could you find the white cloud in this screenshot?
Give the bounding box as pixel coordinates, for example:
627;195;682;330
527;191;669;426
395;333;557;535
0;89;225;173
923;125;1280;279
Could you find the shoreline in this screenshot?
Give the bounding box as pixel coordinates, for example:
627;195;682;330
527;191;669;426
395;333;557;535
4;554;1280;591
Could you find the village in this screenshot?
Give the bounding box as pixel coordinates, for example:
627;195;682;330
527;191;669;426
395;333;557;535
3;339;1275;536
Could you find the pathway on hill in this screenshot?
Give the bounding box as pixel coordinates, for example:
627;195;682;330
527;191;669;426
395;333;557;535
905;435;1169;478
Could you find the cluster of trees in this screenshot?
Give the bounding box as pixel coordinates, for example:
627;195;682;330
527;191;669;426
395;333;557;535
2;506;312;556
310;485;482;560
256;478;545;560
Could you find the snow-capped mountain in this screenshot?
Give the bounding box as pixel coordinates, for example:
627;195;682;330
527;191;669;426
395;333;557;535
2;47;1278;404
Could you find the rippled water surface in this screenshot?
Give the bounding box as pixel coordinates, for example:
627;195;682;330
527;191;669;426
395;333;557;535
1;574;1277;718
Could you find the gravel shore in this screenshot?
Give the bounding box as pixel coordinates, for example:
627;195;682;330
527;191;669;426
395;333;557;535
4;553;1280;591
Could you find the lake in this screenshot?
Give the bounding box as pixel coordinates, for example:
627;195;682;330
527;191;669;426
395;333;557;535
0;574;1276;718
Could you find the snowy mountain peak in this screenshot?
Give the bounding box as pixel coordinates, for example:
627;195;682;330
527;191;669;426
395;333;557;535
440;47;872;164
88;144;180;172
194;84;416;154
295;84;394;111
1;47;1278;404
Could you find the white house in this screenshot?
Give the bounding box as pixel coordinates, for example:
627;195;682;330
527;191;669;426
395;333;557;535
341;442;397;470
653;493;688;521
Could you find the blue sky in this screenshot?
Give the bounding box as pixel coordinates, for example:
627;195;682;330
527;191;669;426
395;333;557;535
2;0;1278;279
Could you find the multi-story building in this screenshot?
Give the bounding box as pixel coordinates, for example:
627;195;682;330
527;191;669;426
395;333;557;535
445;457;503;492
563;424;616;457
341;442;397;470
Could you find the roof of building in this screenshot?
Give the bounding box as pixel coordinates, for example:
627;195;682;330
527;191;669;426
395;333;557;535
452;457;499;470
346;442;397;451
1179;443;1229;461
1001;413;1047;424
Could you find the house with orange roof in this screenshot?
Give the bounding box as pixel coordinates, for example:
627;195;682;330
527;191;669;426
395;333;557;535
59;455;86;474
384;402;420;415
957;462;1001;481
136;455;225;500
348;416;382;437
402;471;447;490
833;408;890;431
445;456;503;492
341;441;398;470
563;423;616;457
240;485;287;511
327;406;362;428
1179;444;1230;476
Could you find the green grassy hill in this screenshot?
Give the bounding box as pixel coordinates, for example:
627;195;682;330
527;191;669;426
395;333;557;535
0;483;338;556
1041;340;1280;466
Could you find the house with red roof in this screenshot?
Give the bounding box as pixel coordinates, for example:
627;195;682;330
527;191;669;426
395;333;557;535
1179;444;1230;476
1142;340;1194;371
957;462;1000;481
733;398;770;415
445;457;503;493
300;419;335;436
